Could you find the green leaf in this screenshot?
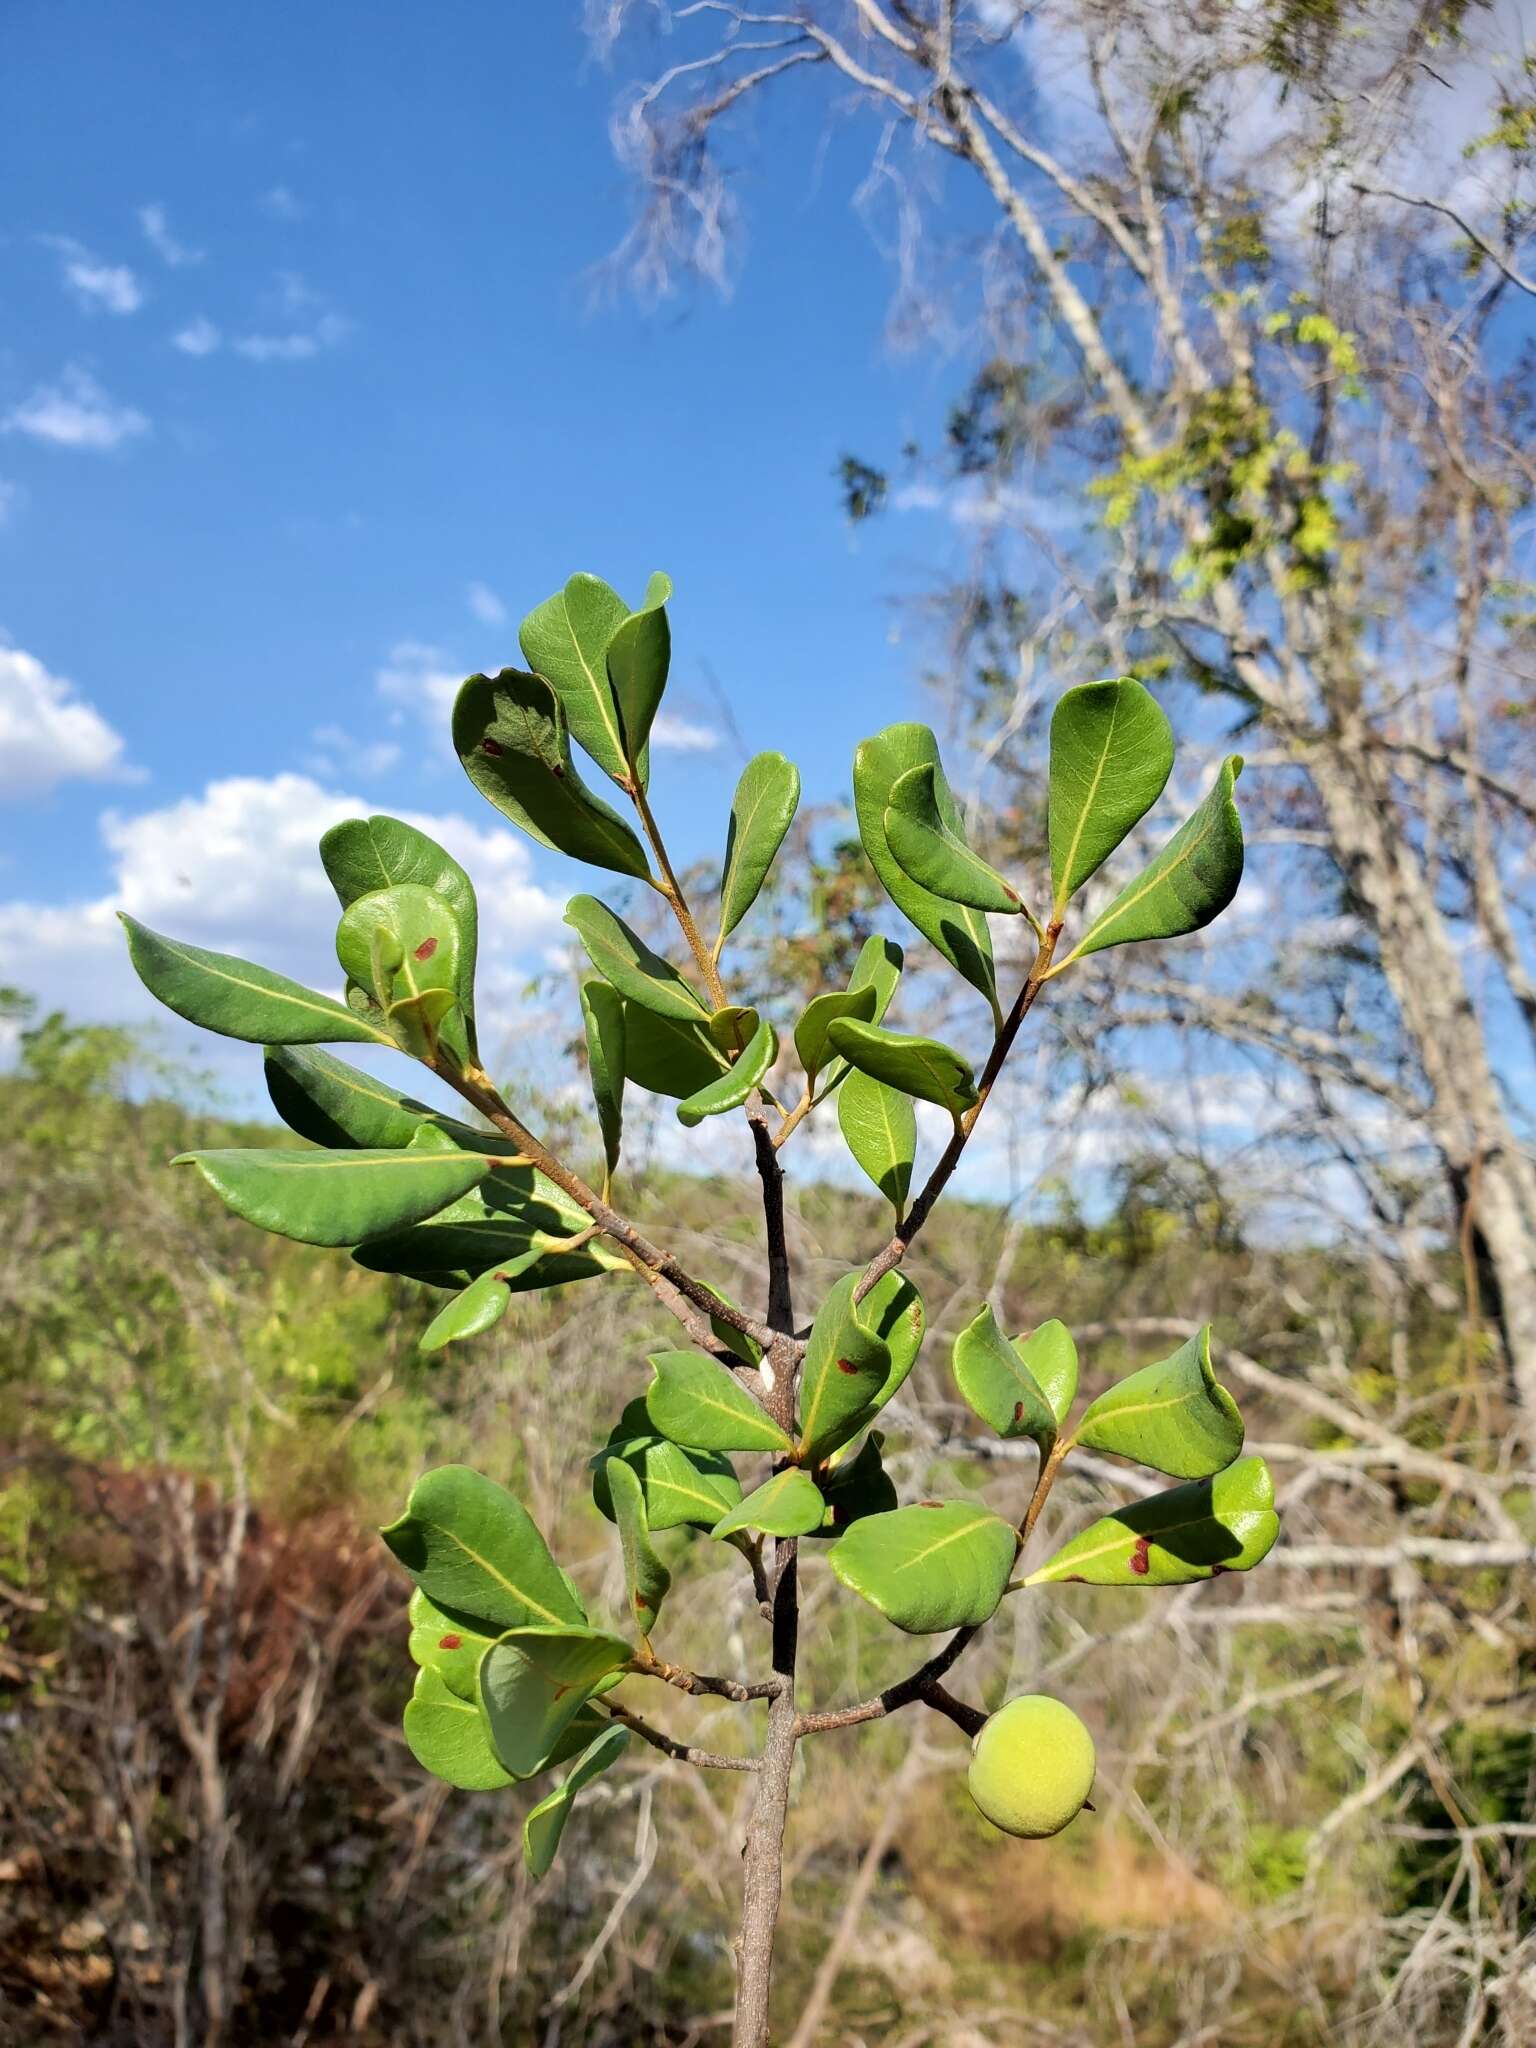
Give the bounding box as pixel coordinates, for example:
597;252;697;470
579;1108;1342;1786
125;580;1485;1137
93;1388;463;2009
884;762;1024;915
718;751;801;943
605;571;672;780
381;1465;585;1632
794;984;877;1087
319;813;480;1058
830;1501;1017;1634
1025;1456;1279;1588
354;1168;623;1289
173;1126;491;1248
817;936;904;1097
1048;678;1175;910
407;1587;498;1701
1063;757;1245;964
591;1423;741;1533
826;1017;978;1116
565;895;708;1023
810;1430;897;1536
1073;1325;1242;1478
335;883;465;1060
524;1725;630;1880
454;669;652;877
606;1457;672;1635
621;1003;726;1099
265;1044;445;1150
677;1014;777;1127
952;1305;1058;1451
1013;1320;1078;1428
645;1350;791;1456
853;725;996;1006
837;1067;916;1219
856;1272;926;1418
479;1626;633;1779
579;979;626;1179
404;1664;513;1791
707;1004;760;1056
519;572;633;784
711;1468;826;1540
121;914;390;1047
796;1273;891;1465
418;1253;545;1353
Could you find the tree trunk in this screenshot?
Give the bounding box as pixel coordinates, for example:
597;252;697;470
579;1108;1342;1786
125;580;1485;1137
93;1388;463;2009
1304;732;1536;1436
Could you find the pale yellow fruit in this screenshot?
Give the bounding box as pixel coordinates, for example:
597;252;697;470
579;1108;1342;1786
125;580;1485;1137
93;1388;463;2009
966;1694;1095;1839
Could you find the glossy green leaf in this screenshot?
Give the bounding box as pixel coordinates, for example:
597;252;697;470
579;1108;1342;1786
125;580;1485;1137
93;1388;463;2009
606;1457;671;1636
265;1044;444;1150
1025;1456;1280;1588
837;1067;916;1219
826;1017;978;1116
335;883;463;1060
407;1588;498;1701
404;1664;513;1791
381;1465;585;1632
418;1253;545;1353
677;1015;777;1127
579;978;626;1179
524;1725;630;1880
711;1468;826;1540
518;572;632;784
796;1273;891;1465
479;1625;633;1779
885;761;1025;915
319;814;480;1057
604;571;672;780
645;1350;791;1456
856;1272;926;1418
121;915;390;1047
706;1004;760;1056
621;1003;726;1098
1073;1325;1242;1478
830;1501;1017;1634
817;936;904;1097
591;1402;742;1532
810;1430;897;1536
454;669;652;877
1013;1320;1078;1428
953;1304;1058;1449
1048;678;1175;911
1064;757;1245;964
173;1126;490;1248
565;895;708;1022
794;984;877;1087
718;751;801;943
354;1166;623;1289
852;725;996;1006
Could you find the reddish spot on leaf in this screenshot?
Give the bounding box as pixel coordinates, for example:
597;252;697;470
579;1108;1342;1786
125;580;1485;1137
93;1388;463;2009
1004;884;1021;905
551;1681;572;1701
918;1499;943;1509
438;1634;462;1651
481;737;503;756
1013;1401;1025;1422
414;936;439;961
550;763;565;778
635;1595;651;1615
836;1357;860;1376
1129;1536;1151;1577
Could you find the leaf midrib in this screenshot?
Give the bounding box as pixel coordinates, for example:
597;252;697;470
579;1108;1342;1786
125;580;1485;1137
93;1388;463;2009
1055;690;1123;906
1074;778;1229;954
159;936;393;1044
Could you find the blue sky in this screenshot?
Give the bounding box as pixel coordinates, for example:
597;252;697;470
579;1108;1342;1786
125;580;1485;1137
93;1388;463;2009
1;1;997;1079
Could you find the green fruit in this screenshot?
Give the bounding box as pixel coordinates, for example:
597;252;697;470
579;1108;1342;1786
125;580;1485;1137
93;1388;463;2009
966;1694;1096;1839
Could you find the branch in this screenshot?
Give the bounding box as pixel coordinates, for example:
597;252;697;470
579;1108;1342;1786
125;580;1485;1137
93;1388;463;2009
604;1700;760;1773
1350;176;1536;299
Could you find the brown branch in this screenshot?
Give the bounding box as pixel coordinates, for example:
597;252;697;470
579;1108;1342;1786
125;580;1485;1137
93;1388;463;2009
604;1700;759;1774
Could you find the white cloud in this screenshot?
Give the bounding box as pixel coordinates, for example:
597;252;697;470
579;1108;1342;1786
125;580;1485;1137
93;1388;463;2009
261;184;305;221
172;316;221;357
138;203;203;267
0;645;133;797
467;581;508;627
376;640;463;727
0;774;566;1045
232;311;348;363
307;723;402;779
1;367;150;451
42;236;144;315
651;711;720;752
